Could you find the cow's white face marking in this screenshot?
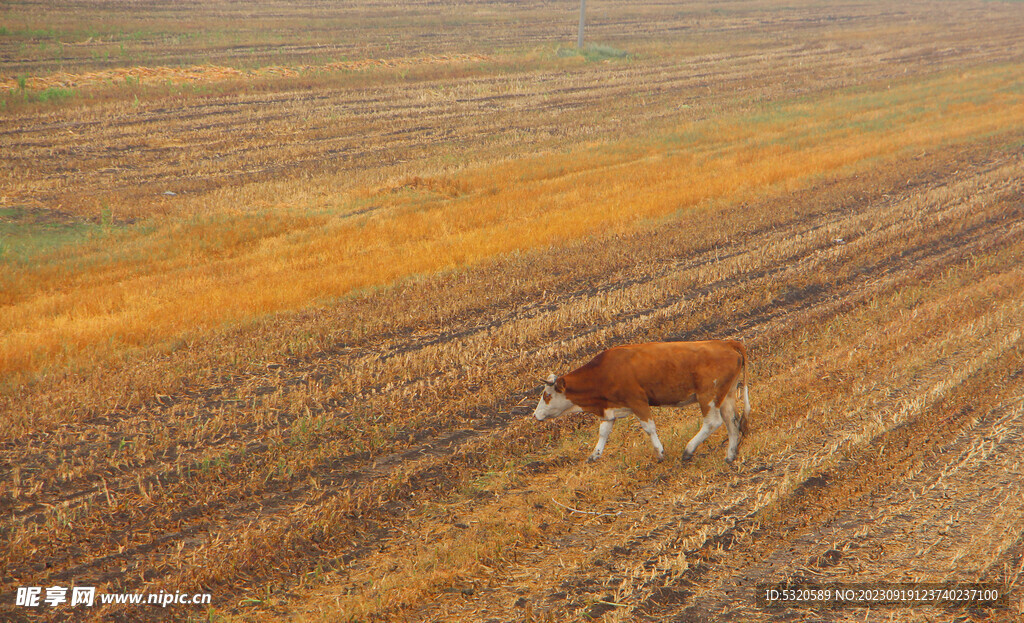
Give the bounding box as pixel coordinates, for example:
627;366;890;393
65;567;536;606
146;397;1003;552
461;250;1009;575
533;374;577;421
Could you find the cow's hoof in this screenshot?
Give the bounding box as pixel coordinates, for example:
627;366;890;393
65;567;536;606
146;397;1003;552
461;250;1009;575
681;451;693;463
587;454;601;463
724;455;736;465
655;454;665;463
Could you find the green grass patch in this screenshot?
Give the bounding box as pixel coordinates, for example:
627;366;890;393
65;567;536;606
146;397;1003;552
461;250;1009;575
10;26;61;39
35;86;76;103
0;207;104;262
1;86;78;109
557;43;629;62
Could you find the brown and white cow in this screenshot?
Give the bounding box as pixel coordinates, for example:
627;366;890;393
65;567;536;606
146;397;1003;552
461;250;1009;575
533;340;750;463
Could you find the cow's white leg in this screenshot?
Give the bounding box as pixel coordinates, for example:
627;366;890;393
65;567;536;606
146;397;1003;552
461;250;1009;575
638;418;665;462
720;394;740;463
684;401;723;459
589;409;632;461
588;419;615;462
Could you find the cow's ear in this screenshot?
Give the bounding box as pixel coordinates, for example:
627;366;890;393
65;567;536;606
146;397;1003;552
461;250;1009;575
554;377;566;393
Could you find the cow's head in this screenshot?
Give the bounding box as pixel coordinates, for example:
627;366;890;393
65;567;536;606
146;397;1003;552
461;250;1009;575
533;373;576;421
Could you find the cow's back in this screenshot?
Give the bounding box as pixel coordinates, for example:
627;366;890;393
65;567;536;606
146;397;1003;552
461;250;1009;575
593;341;743;406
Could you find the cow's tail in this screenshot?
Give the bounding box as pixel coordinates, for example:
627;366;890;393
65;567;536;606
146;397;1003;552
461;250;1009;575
736;341;750;436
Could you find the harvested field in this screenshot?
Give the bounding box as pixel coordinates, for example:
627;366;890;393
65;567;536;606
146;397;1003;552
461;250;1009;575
4;0;1024;218
2;1;1024;622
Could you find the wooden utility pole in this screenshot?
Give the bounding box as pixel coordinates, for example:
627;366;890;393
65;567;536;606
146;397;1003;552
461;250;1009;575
577;0;586;49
